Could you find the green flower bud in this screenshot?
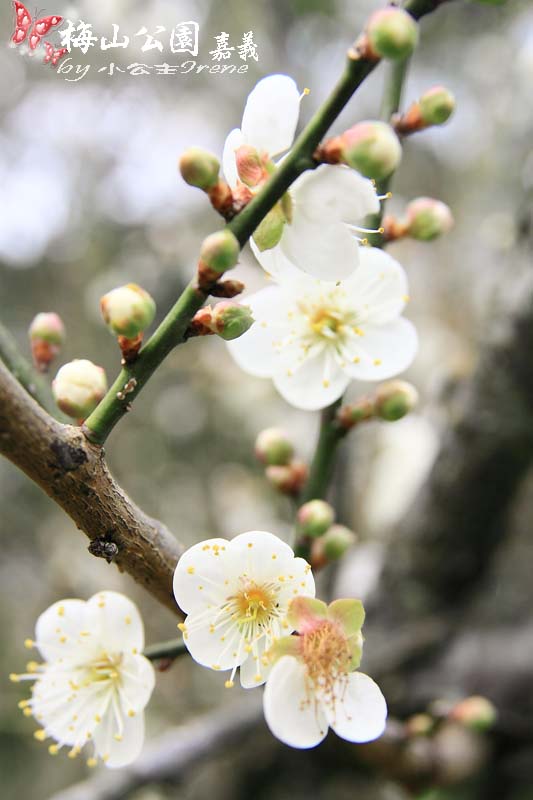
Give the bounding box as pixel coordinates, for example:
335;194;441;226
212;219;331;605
52;359;107;420
28;312;65;372
340;121;402;181
210;301;254;341
374;380;418;421
179;147;220;190
265;462;308;495
419;86;456;126
367;8;419;60
406;197;454;241
253;204;286;251
100;283;156;339
317;524;357;562
449;696;497;732
405;713;435;737
200;230;240;273
255;428;294;466
297;500;335;538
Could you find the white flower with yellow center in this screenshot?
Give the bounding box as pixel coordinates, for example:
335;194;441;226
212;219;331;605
222;74;380;281
226;246;417;410
173;531;315;688
11;591;155;768
263;597;387;749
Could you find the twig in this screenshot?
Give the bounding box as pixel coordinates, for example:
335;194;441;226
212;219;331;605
144;637;187;661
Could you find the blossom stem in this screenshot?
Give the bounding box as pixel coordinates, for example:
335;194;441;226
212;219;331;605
82;0;450;447
0;319;67;421
143;637;188;662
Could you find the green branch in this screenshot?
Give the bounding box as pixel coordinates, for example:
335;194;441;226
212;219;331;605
0;320;67;421
144;637;188;662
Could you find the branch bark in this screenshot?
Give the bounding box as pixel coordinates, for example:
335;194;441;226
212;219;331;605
0;360;183;614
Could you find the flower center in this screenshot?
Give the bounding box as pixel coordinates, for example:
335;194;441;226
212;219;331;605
88;652;123;686
302;620;351;696
309;307;344;338
232;581;277;626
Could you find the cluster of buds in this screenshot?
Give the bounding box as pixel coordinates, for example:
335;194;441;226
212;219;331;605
296;499;357;569
406;695;497;739
317;120;402;181
179;147;251;220
100;283;156;363
52;359;107;422
383;197;454;243
337;380;419;432
394;86;456;136
255;428;308;496
197;229;241;289
187;300;254;341
28;312;65;373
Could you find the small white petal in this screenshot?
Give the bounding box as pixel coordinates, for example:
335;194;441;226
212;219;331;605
183;610;244;671
291;164;379;224
225;286;290;378
229;530;295;561
250;236;303;281
280;213;360;281
94;710;145;768
118;654;155;714
263;656;328;749
274;352;350;410
325;672;387;743
222;127;244;189
86;592;145;653
173;538;233;615
241;74;300;157
239;639;271;688
342;318;418;381
343;247;409;324
35;599;94;663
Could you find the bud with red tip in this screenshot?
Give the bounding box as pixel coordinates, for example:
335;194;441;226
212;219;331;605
100;283;156;339
448;696;497;732
339;121;402;181
28;312;65;373
52;359;107;420
209;301;254;341
366;8;419;60
419;86;456;126
405;197;454;241
311;524;357;568
199;230;240;275
374;380;418;421
255;428;294;467
179;147;220;191
265;462;308;496
297;500;335;539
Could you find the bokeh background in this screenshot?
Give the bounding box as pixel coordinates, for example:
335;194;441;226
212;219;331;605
1;0;532;798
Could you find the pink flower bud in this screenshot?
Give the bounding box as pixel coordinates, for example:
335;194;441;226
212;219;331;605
265;462;308;496
311;524;357;567
100;283;156;339
235;145;268;187
52;359;107;420
405;197;454;241
200;230;240;274
179;147;220;190
28;312;65;373
209;301;254;341
448;696;497;732
297;500;335;539
366;8;419;60
419;86;456;126
340;121;402;181
255;428;294;466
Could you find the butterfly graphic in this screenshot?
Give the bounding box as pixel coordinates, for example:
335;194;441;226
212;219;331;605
43;40;68;66
11;1;62;51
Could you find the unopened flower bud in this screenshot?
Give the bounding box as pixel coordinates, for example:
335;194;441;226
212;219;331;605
235;145;267;187
255;428;294;466
405;713;434;737
265;461;308;496
311;524;356;566
179;147;220;190
253;204;286;251
340;121;402;181
28;312;65;372
210;301;254;341
199;230;240;274
448;696;497;732
337;397;375;430
419;86;456;126
100;283;156;339
52;359;107;420
374;380;418;421
405;197;454;241
366;8;419;60
297;500;335;539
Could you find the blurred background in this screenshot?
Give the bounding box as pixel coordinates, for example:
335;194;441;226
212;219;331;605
1;0;532;798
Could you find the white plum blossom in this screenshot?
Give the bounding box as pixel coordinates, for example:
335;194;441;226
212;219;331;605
263;596;387;749
173;531;315;688
226;247;418;411
222;74;380;280
11;591;155;768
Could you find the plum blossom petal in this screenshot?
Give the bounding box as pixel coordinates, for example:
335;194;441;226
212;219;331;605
85;591;145;653
273;351;351;410
241;75;301;157
291;165;379;224
263;656;328;748
35;599;94;663
341;318;418;382
279;214;361;281
325;672;387;743
93;711;145;768
222;127;245;190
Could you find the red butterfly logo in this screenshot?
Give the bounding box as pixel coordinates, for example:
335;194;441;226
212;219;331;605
43;40;67;66
11;2;62;51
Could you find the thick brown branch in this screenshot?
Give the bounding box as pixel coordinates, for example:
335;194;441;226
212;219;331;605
0;360;183;614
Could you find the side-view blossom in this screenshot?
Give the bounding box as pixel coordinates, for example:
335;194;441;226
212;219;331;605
173;531;315;688
11;591;155;768
226;246;418;410
263;596;387;748
222;74;380;280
